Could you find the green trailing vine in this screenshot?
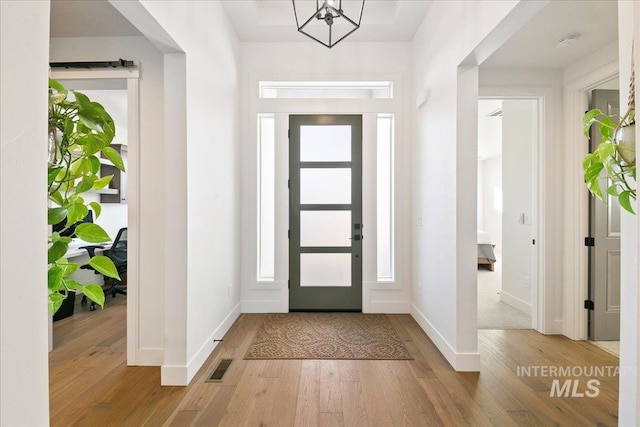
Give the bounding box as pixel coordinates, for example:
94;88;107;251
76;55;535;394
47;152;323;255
48;79;125;313
582;108;636;214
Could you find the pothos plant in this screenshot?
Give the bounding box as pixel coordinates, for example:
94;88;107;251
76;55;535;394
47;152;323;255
582;108;636;214
48;79;126;314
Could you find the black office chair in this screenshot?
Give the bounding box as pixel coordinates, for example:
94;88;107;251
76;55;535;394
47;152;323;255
80;227;127;311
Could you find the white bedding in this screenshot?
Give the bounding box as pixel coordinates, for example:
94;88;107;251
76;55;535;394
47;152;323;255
477;230;493;245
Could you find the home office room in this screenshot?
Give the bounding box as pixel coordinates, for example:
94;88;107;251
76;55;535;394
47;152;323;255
48;76;129;324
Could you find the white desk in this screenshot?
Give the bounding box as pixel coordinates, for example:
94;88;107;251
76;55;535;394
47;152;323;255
65;239;113;285
65;239;112;259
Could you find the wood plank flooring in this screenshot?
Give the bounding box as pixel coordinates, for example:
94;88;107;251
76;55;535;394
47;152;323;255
50;297;619;426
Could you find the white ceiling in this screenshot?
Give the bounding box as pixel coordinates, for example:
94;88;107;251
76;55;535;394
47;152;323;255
482;0;618;69
221;0;432;43
50;0;141;38
49;1;619;72
49;1;619;161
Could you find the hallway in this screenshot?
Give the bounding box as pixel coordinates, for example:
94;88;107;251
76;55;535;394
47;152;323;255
50;300;619;426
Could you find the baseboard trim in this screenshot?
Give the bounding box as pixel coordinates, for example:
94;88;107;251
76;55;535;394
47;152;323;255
134;348;164;366
161;303;241;386
410;304;480;372
368;300;410;313
242;300;286;313
500;291;532;316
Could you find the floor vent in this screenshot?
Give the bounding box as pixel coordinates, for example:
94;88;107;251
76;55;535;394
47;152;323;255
207;359;233;382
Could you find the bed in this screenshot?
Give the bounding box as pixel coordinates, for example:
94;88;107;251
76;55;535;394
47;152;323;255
477;230;497;271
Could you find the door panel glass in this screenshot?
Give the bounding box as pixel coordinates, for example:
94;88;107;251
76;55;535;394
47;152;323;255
300;211;351;247
300;125;351;162
300;168;351;204
300;253;351;287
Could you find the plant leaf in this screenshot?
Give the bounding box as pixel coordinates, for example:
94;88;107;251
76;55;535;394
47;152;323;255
48;292;65;314
48;266;64;291
59;262;78;277
48;167;63;186
75;175;95;195
67;202;88;225
88;155;101;174
93;175;113;191
585;163;604;183
607;184;619;196
48;207;67;225
49;79;66;93
82;284;105;309
75;223;110;243
89;202;101;219
48;240;68;264
88;255;120;280
101;146;126;172
619;191;635;214
103;120;116;144
587;178;605;204
63;279;83;291
79;114;104;134
49;190;64;206
73;91;90;107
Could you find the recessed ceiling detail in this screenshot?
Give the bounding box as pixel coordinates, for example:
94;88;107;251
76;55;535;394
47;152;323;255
221;0;432;43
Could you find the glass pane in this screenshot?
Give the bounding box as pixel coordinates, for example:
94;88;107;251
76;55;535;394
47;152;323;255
377;114;394;280
301;211;351;247
259;81;393;99
300;125;351;162
300;168;351;204
258;114;275;280
300;253;351;287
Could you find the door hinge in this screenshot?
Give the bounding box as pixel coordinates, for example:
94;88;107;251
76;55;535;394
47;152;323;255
288;229;290;239
288;279;290;289
532;239;536;245
288;129;290;139
288;179;290;189
585;237;595;247
584;300;595;310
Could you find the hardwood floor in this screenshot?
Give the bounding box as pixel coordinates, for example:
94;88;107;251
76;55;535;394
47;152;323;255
50;298;619;426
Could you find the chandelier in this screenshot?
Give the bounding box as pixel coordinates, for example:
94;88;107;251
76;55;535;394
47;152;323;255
292;0;365;48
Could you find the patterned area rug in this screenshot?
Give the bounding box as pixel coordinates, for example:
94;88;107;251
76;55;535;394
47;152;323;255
244;313;413;360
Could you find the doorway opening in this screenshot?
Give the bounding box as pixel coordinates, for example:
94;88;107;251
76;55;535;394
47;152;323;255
586;82;622;358
477;98;537;330
288;114;363;311
49;71;139;362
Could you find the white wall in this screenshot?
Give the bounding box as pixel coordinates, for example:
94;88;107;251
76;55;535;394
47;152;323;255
618;1;640;424
480;156;502;252
0;1;51;425
411;0;535;371
239;42;413;315
501;100;534;314
132;0;242;385
477;160;484;229
50;36;167;365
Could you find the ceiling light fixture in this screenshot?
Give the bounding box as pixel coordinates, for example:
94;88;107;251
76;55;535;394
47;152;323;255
556;33;579;49
292;0;365;48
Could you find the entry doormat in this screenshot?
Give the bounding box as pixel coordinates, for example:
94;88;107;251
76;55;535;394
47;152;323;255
244;313;413;360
